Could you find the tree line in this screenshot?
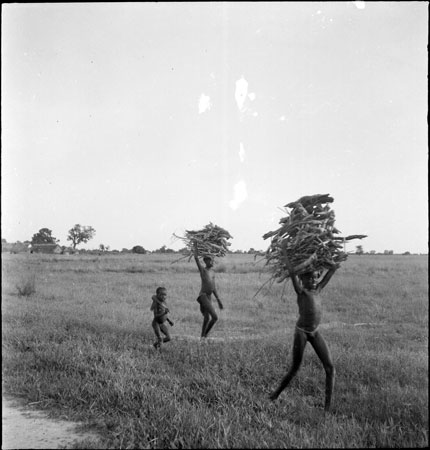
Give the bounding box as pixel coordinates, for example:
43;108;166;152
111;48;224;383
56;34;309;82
1;226;418;256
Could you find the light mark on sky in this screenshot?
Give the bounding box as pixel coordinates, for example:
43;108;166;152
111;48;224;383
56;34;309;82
279;115;286;121
248;92;256;101
353;1;365;9
235;77;248;112
198;93;211;114
239;142;246;163
187;159;197;167
229;180;248;210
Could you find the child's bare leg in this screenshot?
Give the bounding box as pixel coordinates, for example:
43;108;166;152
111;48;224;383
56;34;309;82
309;332;335;412
152;320;162;347
200;312;210;337
198;294;217;337
202;304;218;338
203;314;218;337
160;322;171;343
152;319;161;339
269;330;307;400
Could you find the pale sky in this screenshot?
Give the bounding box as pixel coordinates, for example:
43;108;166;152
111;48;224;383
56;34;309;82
2;2;428;253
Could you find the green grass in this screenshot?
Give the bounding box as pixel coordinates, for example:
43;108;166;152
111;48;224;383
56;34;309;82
2;253;428;448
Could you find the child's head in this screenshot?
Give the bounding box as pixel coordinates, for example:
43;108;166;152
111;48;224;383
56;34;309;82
203;256;214;267
156;286;167;301
300;271;320;289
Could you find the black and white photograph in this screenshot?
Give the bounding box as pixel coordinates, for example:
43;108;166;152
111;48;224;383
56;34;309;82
2;2;428;448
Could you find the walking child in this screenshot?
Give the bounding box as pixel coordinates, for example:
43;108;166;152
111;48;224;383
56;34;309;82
269;260;339;412
150;287;173;349
193;242;224;338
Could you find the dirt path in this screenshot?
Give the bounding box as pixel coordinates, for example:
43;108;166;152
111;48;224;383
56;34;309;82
2;397;99;449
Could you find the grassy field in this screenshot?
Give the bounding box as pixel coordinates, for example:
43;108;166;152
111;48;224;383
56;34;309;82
2;252;428;448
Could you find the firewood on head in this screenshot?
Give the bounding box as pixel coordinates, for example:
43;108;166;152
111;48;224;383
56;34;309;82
263;194;367;283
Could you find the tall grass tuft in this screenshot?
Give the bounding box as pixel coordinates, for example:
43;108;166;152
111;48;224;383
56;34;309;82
15;275;36;297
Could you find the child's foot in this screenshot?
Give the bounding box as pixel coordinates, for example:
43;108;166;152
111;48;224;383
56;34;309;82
269;391;279;401
153;341;161;349
163;337;171;343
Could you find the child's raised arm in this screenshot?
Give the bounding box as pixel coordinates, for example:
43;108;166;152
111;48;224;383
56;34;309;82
317;263;339;291
282;251;302;295
193;241;204;273
290;272;302;295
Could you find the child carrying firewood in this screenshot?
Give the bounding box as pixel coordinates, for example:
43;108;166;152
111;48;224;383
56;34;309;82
193;242;224;338
150;287;173;349
263;194;366;412
269;259;339;412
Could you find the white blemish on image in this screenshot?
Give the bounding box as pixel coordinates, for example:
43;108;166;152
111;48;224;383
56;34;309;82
235;77;248;112
229;180;248;210
239;142;246;163
353;1;365;9
187;159;198;167
198;93;212;114
248;92;256;101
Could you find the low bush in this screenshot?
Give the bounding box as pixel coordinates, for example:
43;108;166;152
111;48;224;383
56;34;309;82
15;275;36;297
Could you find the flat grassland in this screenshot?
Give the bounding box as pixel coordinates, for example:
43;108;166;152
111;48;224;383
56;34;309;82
2;253;428;448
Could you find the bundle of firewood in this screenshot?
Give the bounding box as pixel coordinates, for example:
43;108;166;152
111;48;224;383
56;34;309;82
263;194;366;282
173;222;233;261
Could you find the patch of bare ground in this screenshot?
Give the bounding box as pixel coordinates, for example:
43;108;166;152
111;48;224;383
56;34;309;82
2;397;100;449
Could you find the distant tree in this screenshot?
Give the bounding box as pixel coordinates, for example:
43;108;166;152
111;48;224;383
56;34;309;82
1;239;9;252
402;251;411;255
369;250;376;255
132;245;146;254
383;250;394;255
155;245;174;254
31;228;58;245
355;245;364;255
67;224;96;249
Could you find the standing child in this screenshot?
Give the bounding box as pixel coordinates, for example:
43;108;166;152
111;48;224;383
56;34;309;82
150;287;173;349
193;242;224;338
269;262;339;412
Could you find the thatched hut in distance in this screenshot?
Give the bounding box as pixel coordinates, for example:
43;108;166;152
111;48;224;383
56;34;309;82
30;243;62;254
